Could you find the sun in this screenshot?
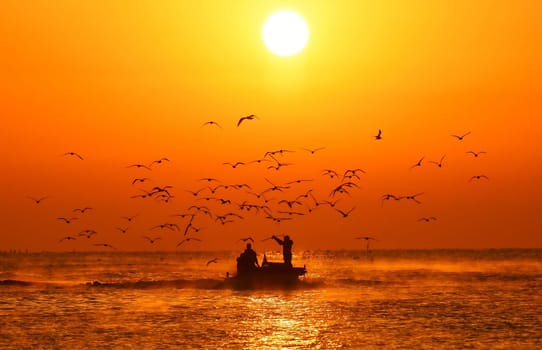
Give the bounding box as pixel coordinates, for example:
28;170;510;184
262;10;309;57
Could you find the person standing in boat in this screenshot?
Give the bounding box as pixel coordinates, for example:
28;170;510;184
272;234;293;267
237;243;260;275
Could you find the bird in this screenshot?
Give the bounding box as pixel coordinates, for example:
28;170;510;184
322;169;339;179
78;230;97;239
418;216;437;222
223;161;245;169
93;243;116;249
334;206;356;218
149;157;169;166
198;177;221;183
57;217;78;224
132;178;151;185
73;207;92;214
410;157;425;169
58;236;77;243
429;154;446;168
176;237;202;247
27;196;49;204
239;237;254;243
301;147;325;154
469;175;489;182
400;192;424;204
206;258;219;266
143;236;161;244
116;227;129;234
237;114;258;127
122;214;139;222
451;131;471;140
374;129;382;140
127;163;151;170
201;121;222;129
466;151;487;158
62;152;84;160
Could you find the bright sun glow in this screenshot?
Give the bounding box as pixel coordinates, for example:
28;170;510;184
262;11;309;57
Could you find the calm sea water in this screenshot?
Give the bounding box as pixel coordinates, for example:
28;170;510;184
1;249;540;349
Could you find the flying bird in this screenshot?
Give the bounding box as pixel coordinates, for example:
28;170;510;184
127;163;151;170
73;207;92;214
149;157;170;166
239;237;255;243
201;120;222;129
301;147;325;154
132;178;151;185
143;236;161;244
451;131;471;140
27;196;49;204
57;217;78;224
410;157;425;169
418;216;437;222
176;237;202;247
334;206;356;218
223;161;245;169
62;152;84;160
466;151;486;158
469;175;489;182
237;114;258;127
58;236;77;243
93;243;116;249
206;258;219;266
429;154;446;168
374;129;382;140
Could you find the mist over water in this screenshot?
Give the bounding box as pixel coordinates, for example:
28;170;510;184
1;249;540;349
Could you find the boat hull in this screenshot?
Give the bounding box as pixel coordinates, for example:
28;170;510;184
224;262;307;290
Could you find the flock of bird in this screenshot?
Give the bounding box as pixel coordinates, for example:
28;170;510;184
26;114;489;261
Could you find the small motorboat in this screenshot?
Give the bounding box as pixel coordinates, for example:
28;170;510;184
224;255;307;289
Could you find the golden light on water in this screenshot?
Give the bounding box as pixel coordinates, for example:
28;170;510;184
262;10;309;56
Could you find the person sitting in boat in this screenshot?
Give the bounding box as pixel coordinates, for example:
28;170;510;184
236;243;259;275
271;234;293;267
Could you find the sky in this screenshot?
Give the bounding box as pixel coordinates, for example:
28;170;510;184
1;1;541;252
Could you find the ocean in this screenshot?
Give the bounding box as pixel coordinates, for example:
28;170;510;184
1;249;540;349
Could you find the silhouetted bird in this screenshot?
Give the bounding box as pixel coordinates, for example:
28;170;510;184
93;243;116;249
429;154;446;168
223;161;245;168
176;237;202;247
143;236;161;244
73;207;92;214
27;196;49;204
201;121;222;129
469;175;489;182
466;151;486;158
237;114;258;126
206;258;219;266
418;216;437;222
57;217;78;224
410;157;425;169
62;152;84;160
451;131;471;140
374;129;382;140
132;178;151;185
127;163;151;170
301;147;325;154
150;157;170;166
335;206;356;218
58;236;77;243
239;237;254;243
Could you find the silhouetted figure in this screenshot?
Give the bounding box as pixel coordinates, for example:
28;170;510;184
272;235;293;267
236;243;259;275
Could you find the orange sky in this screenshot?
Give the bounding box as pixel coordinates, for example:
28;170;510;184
1;1;541;251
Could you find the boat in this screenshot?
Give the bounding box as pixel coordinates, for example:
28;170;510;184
223;255;307;289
